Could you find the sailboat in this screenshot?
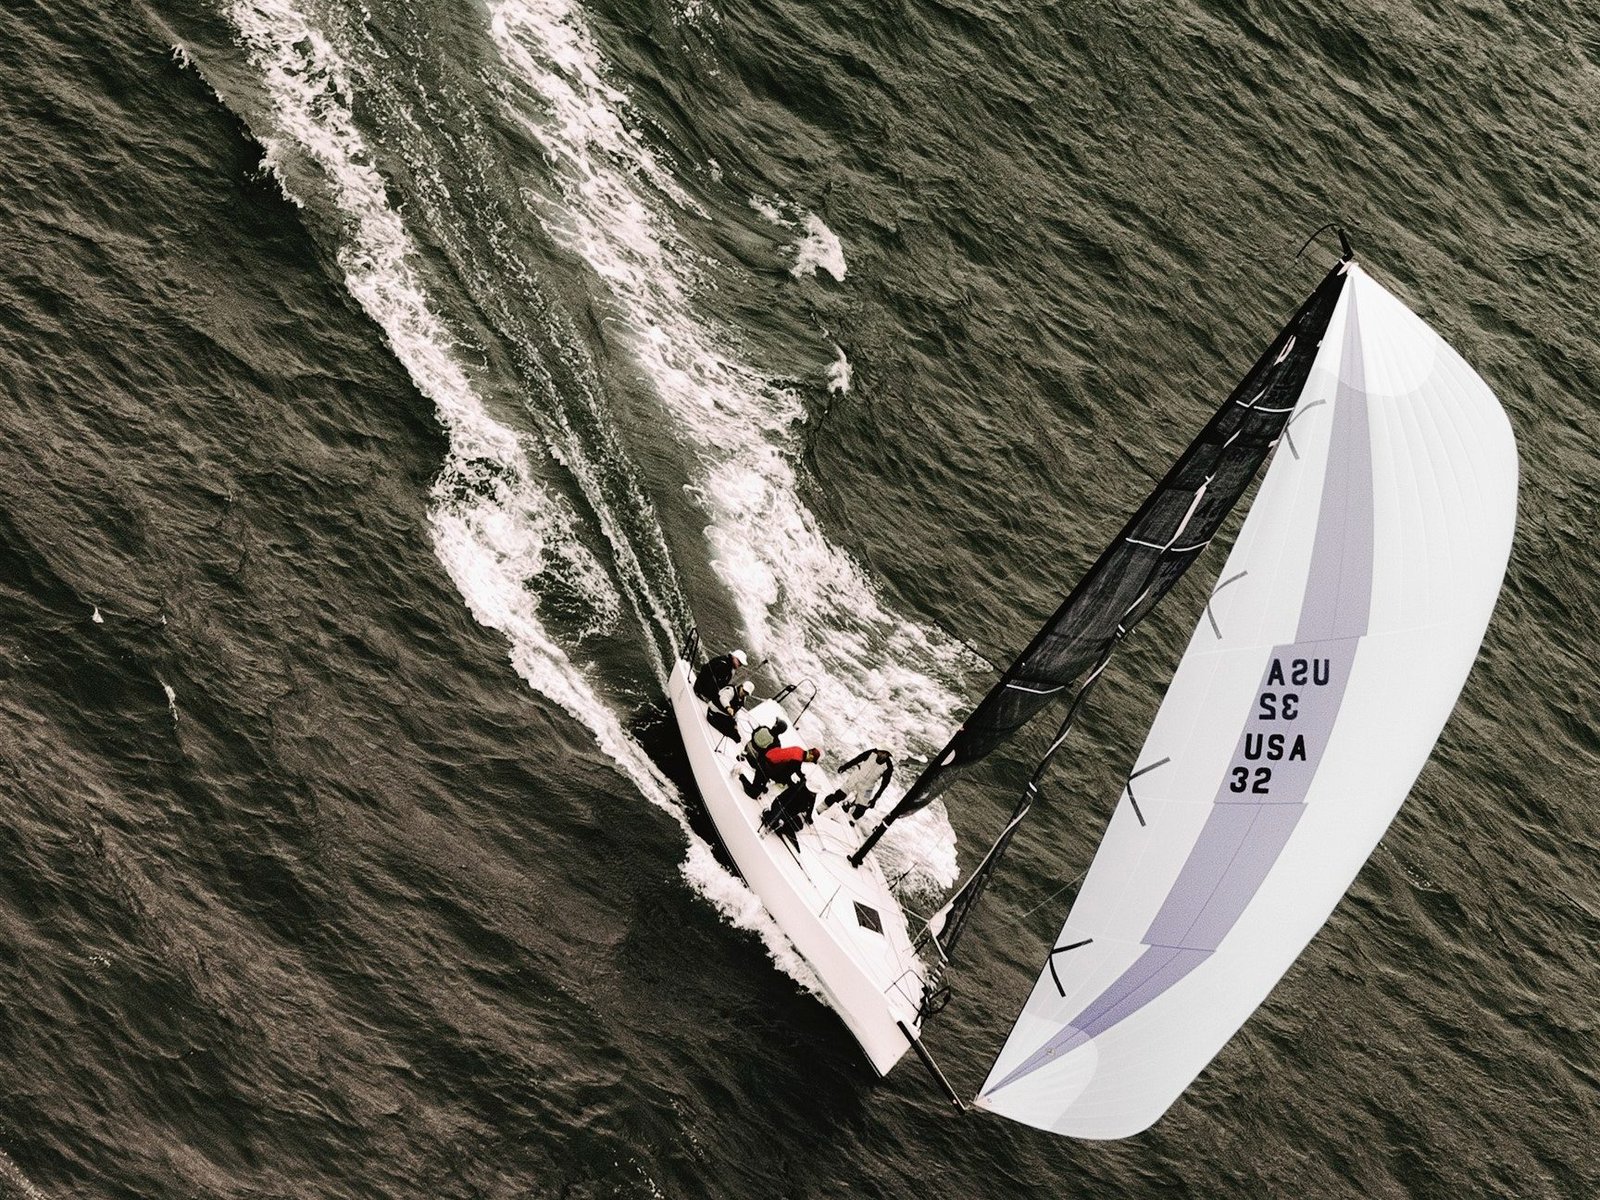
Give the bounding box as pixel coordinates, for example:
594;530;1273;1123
668;646;933;1076
668;235;1518;1136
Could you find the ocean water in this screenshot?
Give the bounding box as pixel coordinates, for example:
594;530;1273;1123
0;0;1595;1196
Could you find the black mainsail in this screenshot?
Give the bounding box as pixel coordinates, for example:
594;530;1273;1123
852;254;1355;950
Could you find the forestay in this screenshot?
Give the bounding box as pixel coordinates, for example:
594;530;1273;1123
977;262;1518;1138
862;259;1352;846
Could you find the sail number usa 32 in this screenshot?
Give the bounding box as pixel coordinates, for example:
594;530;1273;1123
1228;656;1331;795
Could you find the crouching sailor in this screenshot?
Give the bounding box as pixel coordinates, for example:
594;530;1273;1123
761;776;818;850
694;648;747;701
706;680;754;740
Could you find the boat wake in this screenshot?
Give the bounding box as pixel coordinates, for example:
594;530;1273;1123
218;0;662;803
487;0;968;891
212;0;965;995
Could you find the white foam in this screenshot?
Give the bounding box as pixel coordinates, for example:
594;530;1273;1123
877;806;960;904
681;840;822;994
791;213;847;281
91;606;104;624
225;0;676;820
488;0;966;913
671;0;719;30
748;197;848;281
748;195;786;226
160;680;179;723
220;0;836;993
826;344;852;394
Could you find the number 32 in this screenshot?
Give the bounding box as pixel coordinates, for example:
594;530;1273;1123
1230;766;1272;793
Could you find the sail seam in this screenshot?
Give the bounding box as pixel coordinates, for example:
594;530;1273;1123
985;266;1367;1100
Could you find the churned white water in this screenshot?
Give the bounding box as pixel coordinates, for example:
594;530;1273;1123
489;0;967;897
222;0;838;983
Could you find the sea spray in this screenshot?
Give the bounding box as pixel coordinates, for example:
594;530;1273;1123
488;0;968;898
827;344;853;395
748;197;848;280
790;213;848;281
222;0;833;977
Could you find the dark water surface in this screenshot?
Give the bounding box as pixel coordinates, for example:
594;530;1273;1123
0;0;1595;1196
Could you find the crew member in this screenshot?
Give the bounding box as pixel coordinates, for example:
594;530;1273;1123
694;648;747;702
761;777;818;849
706;681;754;740
739;718;791;797
833;748;894;821
762;745;821;788
745;718;788;757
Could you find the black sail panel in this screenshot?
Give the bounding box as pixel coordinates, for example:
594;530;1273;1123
895;259;1352;819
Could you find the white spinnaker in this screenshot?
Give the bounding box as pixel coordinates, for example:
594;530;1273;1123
978;263;1518;1138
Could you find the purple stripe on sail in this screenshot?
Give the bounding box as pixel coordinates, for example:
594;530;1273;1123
1298;290;1374;642
1145;802;1303;948
986;947;1209;1094
988;280;1381;1099
1068;945;1212;1035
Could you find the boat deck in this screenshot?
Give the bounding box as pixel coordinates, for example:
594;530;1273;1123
669;660;926;1075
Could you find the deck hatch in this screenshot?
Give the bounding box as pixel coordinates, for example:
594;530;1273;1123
853;902;883;934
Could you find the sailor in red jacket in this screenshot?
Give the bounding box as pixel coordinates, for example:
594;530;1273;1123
761;745;821;786
740;743;822;798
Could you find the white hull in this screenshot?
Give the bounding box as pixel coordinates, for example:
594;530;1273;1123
668;659;926;1076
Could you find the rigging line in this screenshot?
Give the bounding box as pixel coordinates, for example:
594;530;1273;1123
1021;869;1087;920
1296;222;1358;262
888;863;921;891
925;567;1071;672
1039;648;1116;759
927;618;1009;674
925;630;1124;955
935;784;1039;915
849;539;1009;672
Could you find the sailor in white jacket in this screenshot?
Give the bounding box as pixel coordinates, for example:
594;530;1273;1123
825;749;893;822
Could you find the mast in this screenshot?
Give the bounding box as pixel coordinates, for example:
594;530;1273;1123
852;251;1355;878
924;641;1116;961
